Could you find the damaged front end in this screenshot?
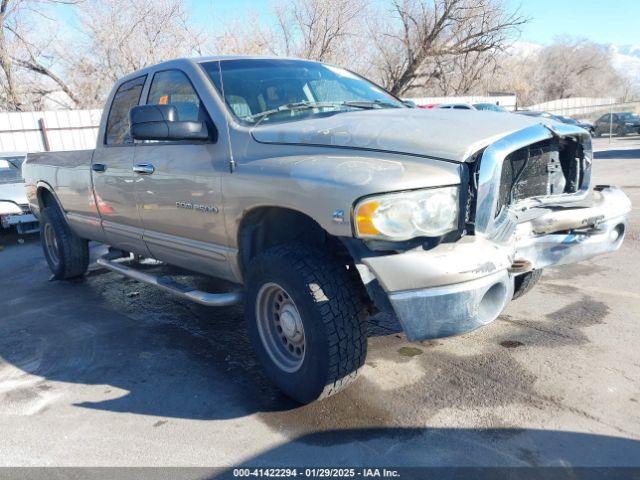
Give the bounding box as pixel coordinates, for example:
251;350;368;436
353;123;631;341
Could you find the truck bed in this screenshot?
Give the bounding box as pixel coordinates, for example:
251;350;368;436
23;150;104;241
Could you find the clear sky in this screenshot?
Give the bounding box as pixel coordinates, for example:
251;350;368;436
187;0;640;46
504;0;640;45
48;0;640;47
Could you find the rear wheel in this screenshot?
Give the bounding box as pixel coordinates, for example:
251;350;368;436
40;205;89;279
244;243;368;404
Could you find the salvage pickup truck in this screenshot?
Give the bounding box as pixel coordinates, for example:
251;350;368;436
23;57;631;403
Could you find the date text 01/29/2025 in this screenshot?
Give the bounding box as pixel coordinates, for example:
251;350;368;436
232;468;400;478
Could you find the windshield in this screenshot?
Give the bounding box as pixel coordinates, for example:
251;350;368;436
201;59;405;126
0;156;25;184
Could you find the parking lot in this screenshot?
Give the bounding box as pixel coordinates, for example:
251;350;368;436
0;135;639;469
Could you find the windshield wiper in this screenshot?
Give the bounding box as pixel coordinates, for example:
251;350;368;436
249;99;401;126
249;102;344;126
341;100;402;109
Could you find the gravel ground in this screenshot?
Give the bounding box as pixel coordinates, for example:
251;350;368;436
0;135;639;469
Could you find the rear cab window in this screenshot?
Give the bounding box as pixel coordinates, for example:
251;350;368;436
104;75;147;145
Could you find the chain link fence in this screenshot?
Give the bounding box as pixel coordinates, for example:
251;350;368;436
526;99;640;121
525;99;640;141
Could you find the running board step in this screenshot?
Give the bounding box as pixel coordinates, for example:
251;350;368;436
96;257;242;307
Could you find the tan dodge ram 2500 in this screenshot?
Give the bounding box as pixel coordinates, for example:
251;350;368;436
22;57;631;403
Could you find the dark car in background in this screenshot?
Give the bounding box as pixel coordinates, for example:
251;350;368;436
555;115;595;136
594;112;640;137
473;103;508;112
438;103;476;110
516;110;556;119
516;110;595;136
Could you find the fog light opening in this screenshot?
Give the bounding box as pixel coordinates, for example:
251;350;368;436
478;282;507;325
610;224;625;245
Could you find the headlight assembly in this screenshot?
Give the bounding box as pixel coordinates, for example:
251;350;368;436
354;186;459;241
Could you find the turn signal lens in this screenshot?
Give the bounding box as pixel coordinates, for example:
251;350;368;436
356;200;380;235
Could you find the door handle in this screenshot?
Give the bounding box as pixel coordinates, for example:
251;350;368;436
133;164;155;175
91;163;106;172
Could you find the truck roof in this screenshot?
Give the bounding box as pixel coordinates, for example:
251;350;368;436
117;55;320;84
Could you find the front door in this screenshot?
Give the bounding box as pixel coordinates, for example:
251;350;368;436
133;69;232;280
92;75;150;256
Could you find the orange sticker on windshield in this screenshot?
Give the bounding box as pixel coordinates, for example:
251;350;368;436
159;95;169;105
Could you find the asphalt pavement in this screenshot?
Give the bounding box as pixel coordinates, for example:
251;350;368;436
0;135;639;469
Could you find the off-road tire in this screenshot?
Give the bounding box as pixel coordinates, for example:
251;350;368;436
40;205;89;279
512;269;543;300
244;243;368;404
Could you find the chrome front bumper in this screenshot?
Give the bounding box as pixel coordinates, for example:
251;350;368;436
361;186;630;341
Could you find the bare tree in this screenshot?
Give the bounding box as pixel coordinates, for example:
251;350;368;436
1;0;82;110
269;0;366;64
209;13;273;56
62;0;205;108
0;0;21;109
408;49;498;95
486;39;628;106
536;38;625;101
368;0;526;96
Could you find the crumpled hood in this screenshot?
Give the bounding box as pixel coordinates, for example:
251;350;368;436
252;108;558;162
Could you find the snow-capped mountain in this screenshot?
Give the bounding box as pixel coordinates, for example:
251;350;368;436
610;44;640;87
616;45;640;58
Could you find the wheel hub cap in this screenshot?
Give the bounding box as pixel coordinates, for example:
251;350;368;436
255;283;306;373
280;305;302;342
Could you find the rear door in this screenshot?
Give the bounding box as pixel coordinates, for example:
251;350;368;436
132;68;232;279
92;75;150;255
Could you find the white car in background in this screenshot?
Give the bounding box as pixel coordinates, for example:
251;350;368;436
0;152;38;234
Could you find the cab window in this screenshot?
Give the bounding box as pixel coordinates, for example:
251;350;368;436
104;76;146;145
147;69;209;124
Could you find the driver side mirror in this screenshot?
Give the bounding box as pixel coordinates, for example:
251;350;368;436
130;104;211;142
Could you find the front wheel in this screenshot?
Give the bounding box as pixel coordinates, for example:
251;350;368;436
512;269;543;300
244;244;368;404
40;205;89;279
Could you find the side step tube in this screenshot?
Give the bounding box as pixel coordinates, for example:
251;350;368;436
96;257;242;307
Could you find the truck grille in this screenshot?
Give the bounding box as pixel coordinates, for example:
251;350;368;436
495;138;580;215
